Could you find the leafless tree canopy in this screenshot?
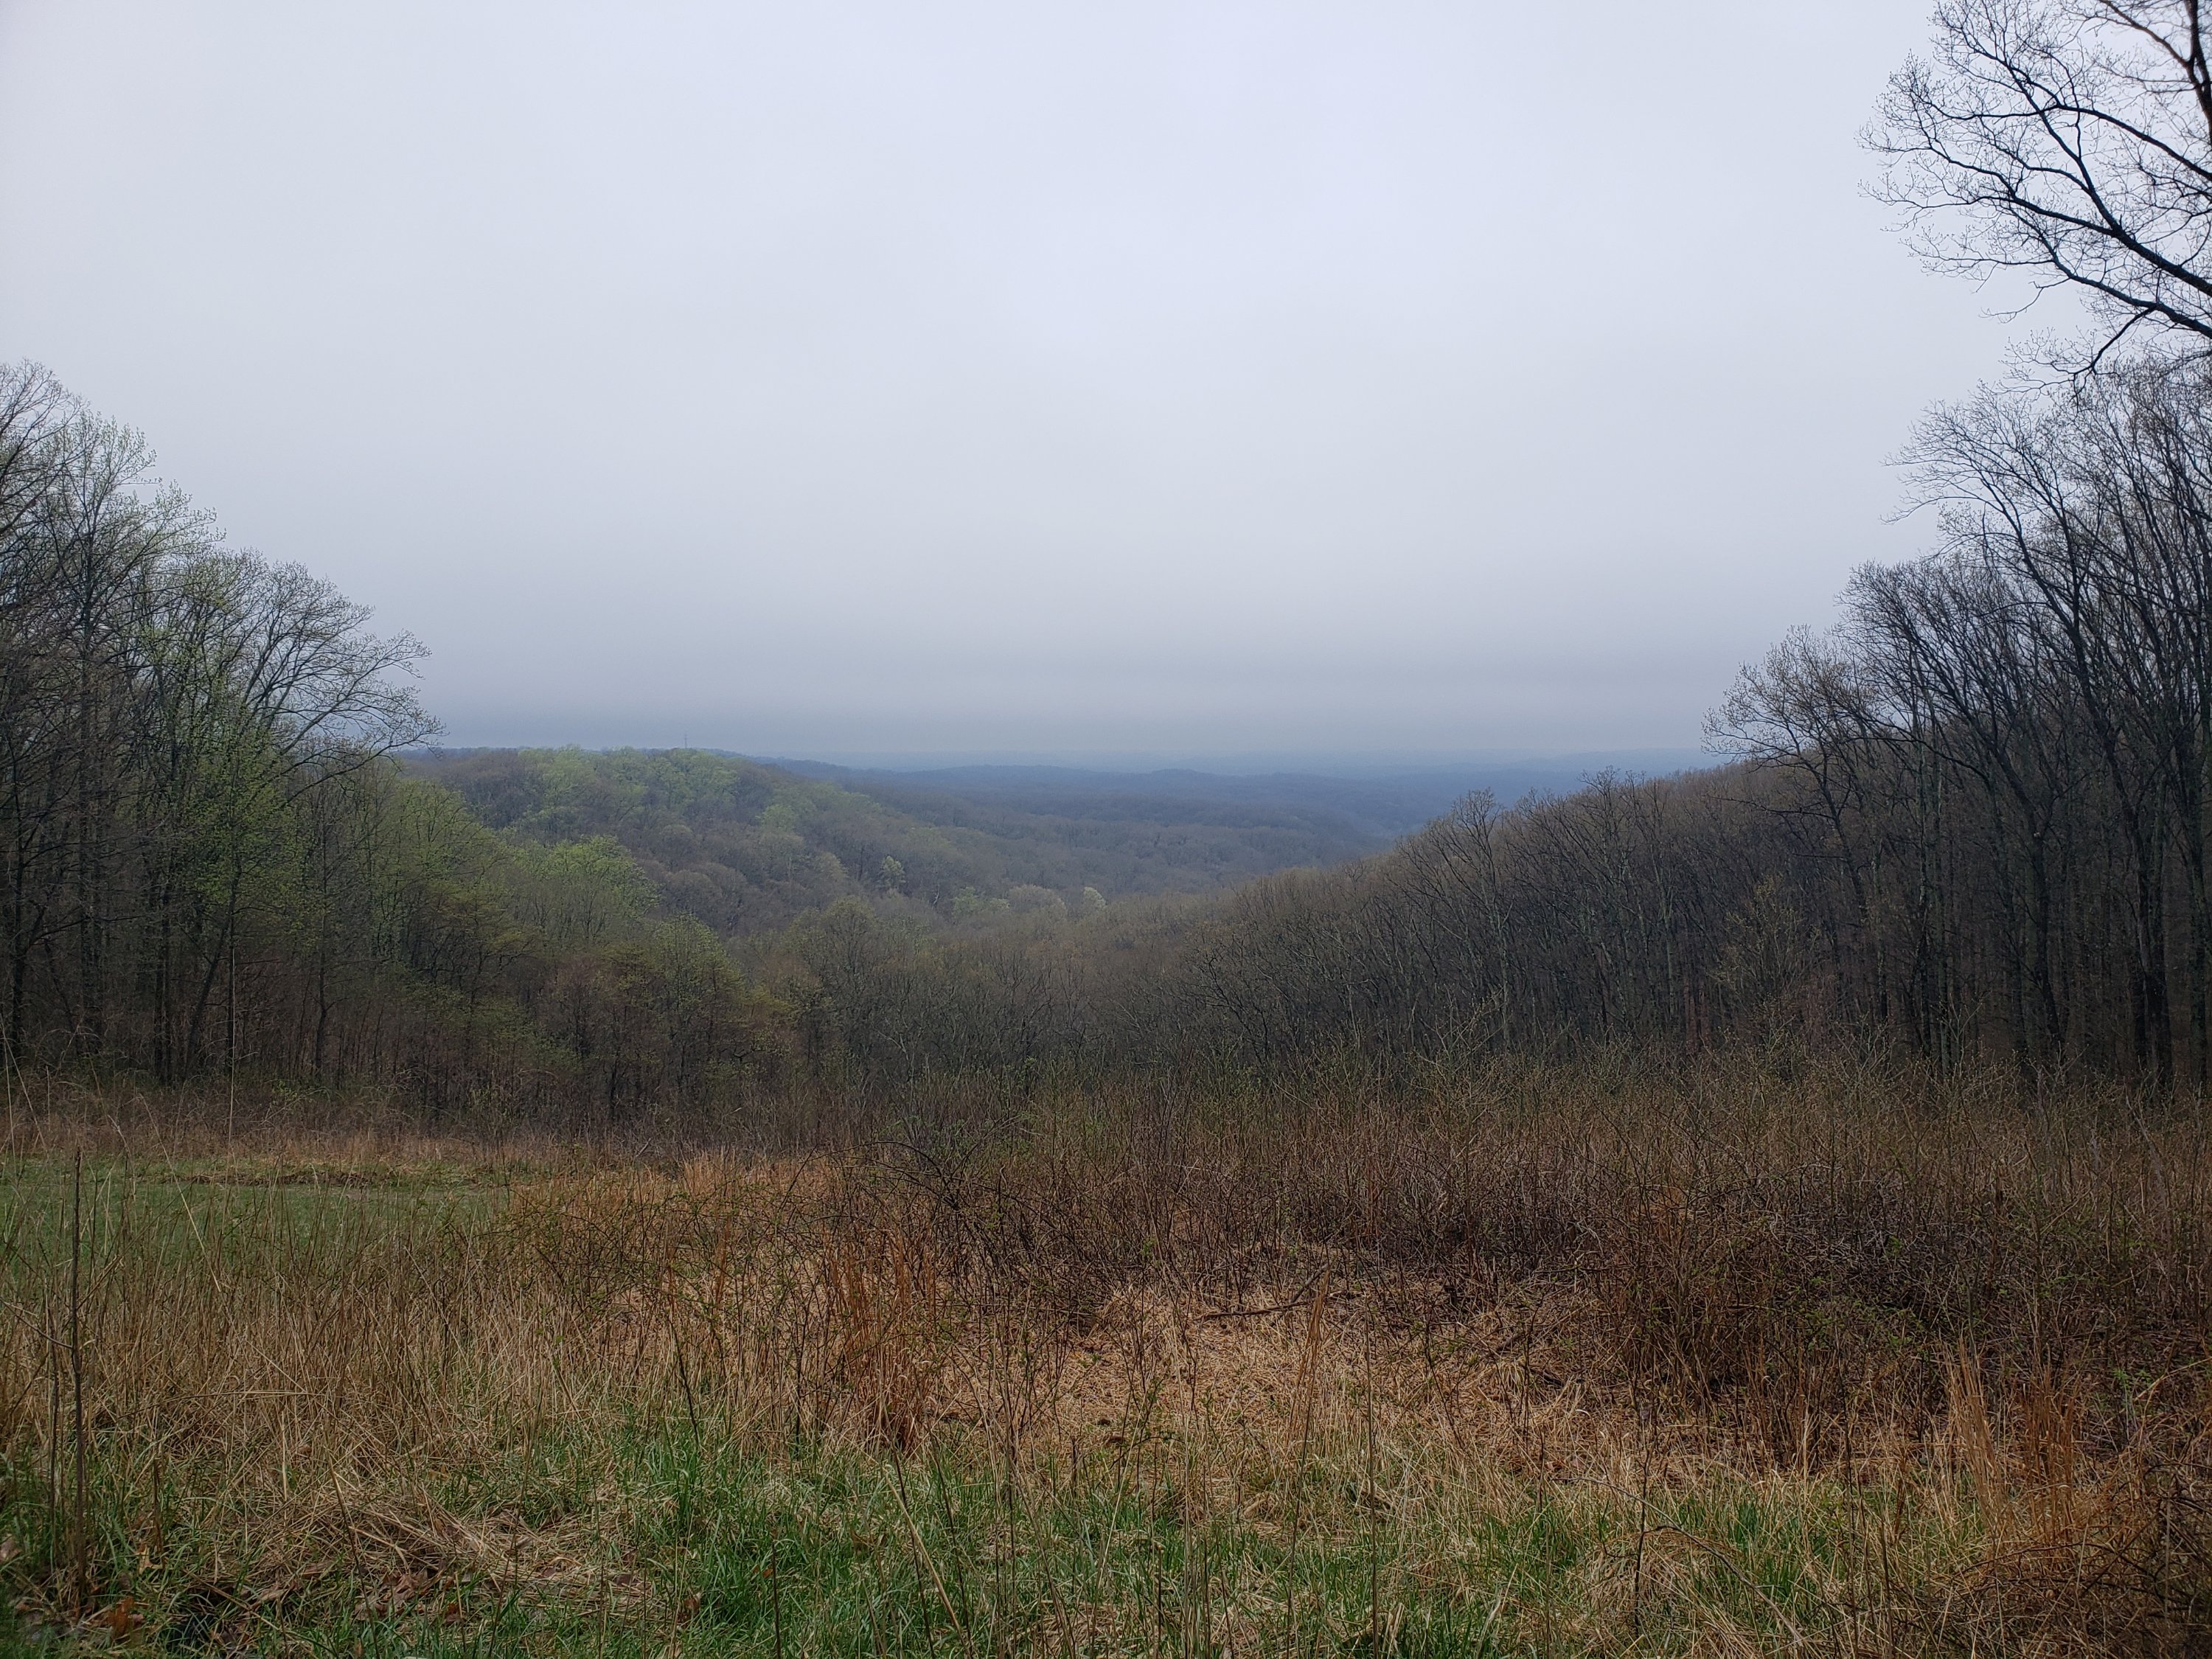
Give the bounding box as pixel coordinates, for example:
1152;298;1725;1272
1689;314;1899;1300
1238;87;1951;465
1872;0;2212;358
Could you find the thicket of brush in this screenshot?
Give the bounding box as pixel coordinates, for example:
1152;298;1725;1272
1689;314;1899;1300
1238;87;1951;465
0;1055;2205;1653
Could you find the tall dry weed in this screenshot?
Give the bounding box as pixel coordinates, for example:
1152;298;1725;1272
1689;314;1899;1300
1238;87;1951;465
0;1057;2204;1649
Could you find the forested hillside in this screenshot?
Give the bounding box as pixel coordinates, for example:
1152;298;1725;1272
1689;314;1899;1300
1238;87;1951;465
774;755;1704;840
0;361;1370;1117
408;745;1374;930
799;360;2212;1092
9;344;2212;1119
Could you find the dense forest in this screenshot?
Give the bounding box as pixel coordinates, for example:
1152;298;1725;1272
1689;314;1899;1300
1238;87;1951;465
20;0;2212;1123
6;339;2212;1120
410;745;1385;925
1164;364;2212;1088
772;756;1686;842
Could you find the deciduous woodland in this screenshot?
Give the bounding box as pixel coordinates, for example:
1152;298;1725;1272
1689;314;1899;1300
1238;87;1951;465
10;351;2212;1111
6;2;2212;1650
7;357;2211;1657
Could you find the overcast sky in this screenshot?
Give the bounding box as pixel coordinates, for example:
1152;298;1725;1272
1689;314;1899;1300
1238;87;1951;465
0;1;2051;762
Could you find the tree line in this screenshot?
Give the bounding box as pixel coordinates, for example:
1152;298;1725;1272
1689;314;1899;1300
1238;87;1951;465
0;364;773;1116
7;345;2210;1108
0;364;429;1079
792;0;2212;1099
789;355;2212;1096
7;0;2212;1116
1719;360;2212;1085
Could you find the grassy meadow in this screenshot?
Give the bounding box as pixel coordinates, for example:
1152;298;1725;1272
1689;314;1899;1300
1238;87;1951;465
0;1060;2205;1656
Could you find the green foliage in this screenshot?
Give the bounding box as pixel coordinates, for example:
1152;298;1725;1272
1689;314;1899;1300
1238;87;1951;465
419;747;996;933
412;747;1360;942
506;835;655;950
950;887;1011;922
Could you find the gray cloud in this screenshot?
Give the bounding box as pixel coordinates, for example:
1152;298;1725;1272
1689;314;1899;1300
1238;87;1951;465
0;0;2053;759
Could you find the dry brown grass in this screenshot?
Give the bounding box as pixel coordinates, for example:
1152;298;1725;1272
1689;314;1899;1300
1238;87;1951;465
0;1054;2205;1653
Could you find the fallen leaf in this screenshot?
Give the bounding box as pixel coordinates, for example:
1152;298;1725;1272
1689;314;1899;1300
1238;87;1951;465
91;1597;144;1638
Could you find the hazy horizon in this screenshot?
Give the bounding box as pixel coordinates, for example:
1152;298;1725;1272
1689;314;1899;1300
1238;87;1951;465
490;745;1716;779
0;2;2059;759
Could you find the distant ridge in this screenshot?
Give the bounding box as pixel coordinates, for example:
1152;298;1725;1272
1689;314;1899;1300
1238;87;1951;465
767;753;1711;841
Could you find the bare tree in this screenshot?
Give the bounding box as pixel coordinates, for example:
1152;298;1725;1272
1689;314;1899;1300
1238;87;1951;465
1871;1;2212;361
